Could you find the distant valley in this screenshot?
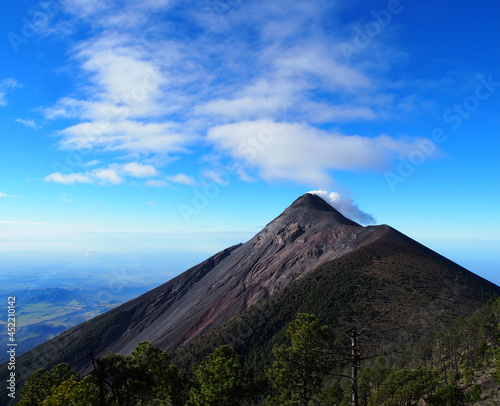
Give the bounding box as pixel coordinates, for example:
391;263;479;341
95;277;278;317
0;285;155;364
0;250;210;363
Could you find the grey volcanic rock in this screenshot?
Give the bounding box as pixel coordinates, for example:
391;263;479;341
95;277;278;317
110;193;378;355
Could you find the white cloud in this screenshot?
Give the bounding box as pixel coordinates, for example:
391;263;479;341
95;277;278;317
81;159;100;167
44;172;93;185
302;103;377;123
144;173;197;188
46;0;392;154
45;31;195;157
145;179;170;187
208;120;424;188
44;162;161;186
272;44;372;91
194;40;374;123
0;78;17;106
61;0;172;27
166;173;196;185
92;167;123;185
308;190;375;225
61;0;110;20
0;192;22;198
196;95;286;120
42;0;438;192
15;118;39;128
78;43;167;117
122;162;158;177
61;194;72;203
43;168;121;185
202;169;231;186
57;120;190;154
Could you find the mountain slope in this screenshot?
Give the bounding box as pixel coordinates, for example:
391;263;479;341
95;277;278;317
174;224;500;378
5;194;500;403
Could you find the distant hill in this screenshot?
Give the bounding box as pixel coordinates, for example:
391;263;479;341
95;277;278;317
3;194;499;404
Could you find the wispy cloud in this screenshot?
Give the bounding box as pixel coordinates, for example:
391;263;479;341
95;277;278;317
44;162;160;185
56;120;191;154
144;173;196;188
0;78;17;106
81;159;100;167
61;194;72;203
15;118;40;129
44;172;94;185
61;0;112;22
42;0;435;189
145;179;170;188
60;0;173;29
202;169;232;186
0;192;22;198
166;174;196;186
122;162;158;178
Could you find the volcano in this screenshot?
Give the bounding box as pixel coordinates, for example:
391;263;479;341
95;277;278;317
7;193;500;396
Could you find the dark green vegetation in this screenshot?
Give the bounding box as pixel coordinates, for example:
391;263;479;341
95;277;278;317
14;342;184;406
14;297;500;405
186;345;249;405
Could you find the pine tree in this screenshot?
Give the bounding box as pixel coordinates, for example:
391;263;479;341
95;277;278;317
97;341;185;405
368;367;439;406
266;313;334;406
187;345;247;406
15;363;74;406
43;375;100;406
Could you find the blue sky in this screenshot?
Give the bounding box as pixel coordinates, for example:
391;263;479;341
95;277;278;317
1;0;499;284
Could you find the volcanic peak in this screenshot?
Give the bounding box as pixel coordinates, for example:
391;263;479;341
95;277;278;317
263;193;361;236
